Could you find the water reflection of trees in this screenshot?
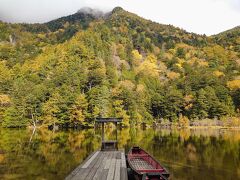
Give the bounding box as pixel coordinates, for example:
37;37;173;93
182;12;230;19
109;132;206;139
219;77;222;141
0;128;239;179
0;128;101;179
122;128;240;180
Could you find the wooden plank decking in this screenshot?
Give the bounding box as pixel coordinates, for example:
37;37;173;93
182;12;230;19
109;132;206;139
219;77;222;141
65;150;128;180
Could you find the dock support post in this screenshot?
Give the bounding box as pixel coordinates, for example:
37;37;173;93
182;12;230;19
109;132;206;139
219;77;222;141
115;122;118;150
101;122;104;150
101;122;104;141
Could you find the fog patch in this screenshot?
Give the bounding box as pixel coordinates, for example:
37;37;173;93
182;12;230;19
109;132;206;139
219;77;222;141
77;7;106;18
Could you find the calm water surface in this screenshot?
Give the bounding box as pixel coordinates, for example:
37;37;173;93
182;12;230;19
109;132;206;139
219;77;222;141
0;127;240;180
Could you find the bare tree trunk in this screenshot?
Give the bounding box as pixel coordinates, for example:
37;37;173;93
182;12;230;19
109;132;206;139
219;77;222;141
88;81;93;90
53;121;56;132
31;109;37;129
29;109;37;142
29;125;36;143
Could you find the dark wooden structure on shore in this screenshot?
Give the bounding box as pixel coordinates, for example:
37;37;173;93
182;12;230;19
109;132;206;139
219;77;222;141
95;117;123;151
65;118;128;180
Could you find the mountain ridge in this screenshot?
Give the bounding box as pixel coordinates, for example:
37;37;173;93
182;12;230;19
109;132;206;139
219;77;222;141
1;7;238;36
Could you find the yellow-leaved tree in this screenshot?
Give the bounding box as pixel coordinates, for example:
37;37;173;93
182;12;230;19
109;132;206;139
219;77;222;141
112;100;130;127
0;61;12;90
213;70;225;77
70;94;89;125
167;71;180;80
136;54;159;78
42;92;61;127
132;50;142;66
227;80;240;90
178;114;189;127
0;94;11;119
145;54;157;64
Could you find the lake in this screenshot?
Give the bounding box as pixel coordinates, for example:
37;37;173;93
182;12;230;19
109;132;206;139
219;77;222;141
0;127;239;180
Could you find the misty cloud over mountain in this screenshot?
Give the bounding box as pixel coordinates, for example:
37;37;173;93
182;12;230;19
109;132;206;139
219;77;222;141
77;7;106;18
0;0;239;35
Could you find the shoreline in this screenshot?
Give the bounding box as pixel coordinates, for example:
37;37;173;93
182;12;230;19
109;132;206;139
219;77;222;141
154;125;240;130
188;126;240;130
1;123;240;130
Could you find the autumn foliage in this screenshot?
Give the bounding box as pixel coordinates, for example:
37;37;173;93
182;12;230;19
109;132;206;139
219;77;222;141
0;7;239;127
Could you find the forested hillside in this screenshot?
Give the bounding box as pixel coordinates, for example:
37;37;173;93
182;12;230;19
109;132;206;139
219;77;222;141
0;7;239;128
213;26;240;54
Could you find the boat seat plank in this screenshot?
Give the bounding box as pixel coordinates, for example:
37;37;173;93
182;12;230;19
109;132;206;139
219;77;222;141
138;169;165;173
129;154;149;158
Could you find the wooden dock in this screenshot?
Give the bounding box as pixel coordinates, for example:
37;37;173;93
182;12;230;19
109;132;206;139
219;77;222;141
65;150;128;180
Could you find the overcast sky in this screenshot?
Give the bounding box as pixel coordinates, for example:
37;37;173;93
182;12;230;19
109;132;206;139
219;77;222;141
0;0;239;35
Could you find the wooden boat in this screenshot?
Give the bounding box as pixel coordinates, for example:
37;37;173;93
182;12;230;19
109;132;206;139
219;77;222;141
127;147;170;180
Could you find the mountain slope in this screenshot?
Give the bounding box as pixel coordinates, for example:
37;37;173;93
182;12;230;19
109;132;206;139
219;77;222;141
0;9;99;66
0;7;239;128
22;7;104;32
107;7;209;49
213;26;240;54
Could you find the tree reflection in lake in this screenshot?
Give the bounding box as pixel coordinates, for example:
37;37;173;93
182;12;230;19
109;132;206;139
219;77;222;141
0;127;239;179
